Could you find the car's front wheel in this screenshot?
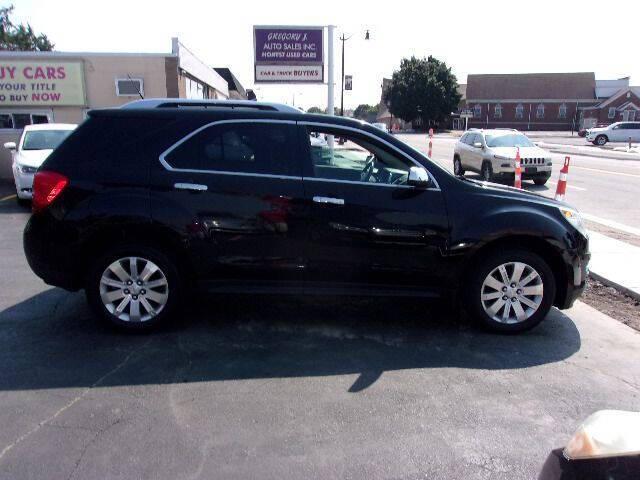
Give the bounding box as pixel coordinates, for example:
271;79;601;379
85;245;182;331
453;155;465;176
466;248;556;333
480;162;493;182
594;135;608;146
533;176;550;186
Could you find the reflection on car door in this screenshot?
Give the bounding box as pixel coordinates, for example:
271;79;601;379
150;120;307;286
299;124;450;292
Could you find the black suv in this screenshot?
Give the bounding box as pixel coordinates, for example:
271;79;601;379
24;99;589;333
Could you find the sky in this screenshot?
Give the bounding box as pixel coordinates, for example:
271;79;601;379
9;0;640;111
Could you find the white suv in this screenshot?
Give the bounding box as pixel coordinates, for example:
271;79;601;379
453;129;553;185
586;122;640;145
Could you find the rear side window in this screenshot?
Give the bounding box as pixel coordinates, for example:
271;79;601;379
164;122;298;176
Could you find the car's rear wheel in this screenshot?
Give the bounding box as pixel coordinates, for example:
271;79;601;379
481;162;493;182
594;135;608;146
86;245;181;331
466;248;556;333
453;155;465;176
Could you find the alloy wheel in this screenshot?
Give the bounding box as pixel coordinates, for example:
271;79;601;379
99;256;169;322
480;261;543;324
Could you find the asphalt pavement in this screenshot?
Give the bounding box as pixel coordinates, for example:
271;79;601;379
1;186;640;479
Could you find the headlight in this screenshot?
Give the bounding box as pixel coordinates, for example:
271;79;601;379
19;165;37;174
559;207;587;235
564;410;640;460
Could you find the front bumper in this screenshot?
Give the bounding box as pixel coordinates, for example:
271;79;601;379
12;168;35;199
555;232;590;310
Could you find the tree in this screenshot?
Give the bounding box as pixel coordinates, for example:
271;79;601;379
306;106;324;114
353;104;378;122
0;5;54;51
383;56;460;128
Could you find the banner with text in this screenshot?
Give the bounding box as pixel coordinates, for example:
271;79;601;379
0;61;85;106
254;26;324;83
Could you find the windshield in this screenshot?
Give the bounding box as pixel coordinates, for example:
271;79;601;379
485;133;534;148
22;130;73;151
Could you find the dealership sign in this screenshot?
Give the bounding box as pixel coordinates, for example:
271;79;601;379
0;61;85;106
254;26;324;83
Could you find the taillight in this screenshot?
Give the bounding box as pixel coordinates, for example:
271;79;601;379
32;171;69;214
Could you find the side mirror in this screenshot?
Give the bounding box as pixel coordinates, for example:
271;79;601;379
473;142;483;149
3;142;16;151
407;166;430;188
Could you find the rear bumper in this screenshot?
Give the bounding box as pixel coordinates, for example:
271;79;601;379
23;213;83;291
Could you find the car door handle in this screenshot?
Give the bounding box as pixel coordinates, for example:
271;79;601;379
313;196;344;205
174;183;208;192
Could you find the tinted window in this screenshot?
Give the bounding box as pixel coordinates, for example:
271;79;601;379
165;122;297;176
620;123;639;130
307;128;412;185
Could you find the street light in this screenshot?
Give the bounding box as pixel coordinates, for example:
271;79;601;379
339;30;370;116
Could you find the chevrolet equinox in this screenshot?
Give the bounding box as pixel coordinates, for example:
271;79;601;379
23;99;590;333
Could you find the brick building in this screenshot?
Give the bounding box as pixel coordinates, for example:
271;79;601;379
465;72;598;131
580;84;640;127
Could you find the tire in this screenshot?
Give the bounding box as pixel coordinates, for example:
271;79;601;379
533;177;549;186
594;135;608;146
465;248;556;333
16;195;30;207
453;155;465;176
85;245;182;331
480;162;493;182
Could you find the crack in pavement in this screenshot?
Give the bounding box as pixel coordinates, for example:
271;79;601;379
0;339;151;462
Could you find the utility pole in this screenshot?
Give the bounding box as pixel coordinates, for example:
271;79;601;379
339;34;351;116
327;25;335;118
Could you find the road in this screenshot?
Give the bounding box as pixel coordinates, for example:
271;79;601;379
1;183;640;479
397;134;640;231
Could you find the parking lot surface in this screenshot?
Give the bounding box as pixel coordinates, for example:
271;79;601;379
1;185;640;479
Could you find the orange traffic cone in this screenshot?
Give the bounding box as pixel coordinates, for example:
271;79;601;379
514;148;522;189
554;156;571;201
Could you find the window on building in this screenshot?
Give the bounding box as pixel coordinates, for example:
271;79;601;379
515;104;524;119
558;104;567;119
164;122;298;176
31;114;49;125
116;78;144;97
473;104;482;118
12;114;31;129
608;107;616;119
0;114;13;129
536;104;545;119
494;104;502;118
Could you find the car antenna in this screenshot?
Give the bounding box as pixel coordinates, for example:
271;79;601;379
127;73;144;99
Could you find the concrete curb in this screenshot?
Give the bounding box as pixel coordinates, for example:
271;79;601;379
589;272;640;302
537;142;640;161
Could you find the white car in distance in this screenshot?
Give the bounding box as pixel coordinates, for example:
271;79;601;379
4;123;77;205
586;121;640;146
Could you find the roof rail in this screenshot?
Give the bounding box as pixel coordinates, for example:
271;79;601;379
120;98;302;114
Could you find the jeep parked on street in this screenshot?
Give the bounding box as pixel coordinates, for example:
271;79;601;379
453;129;553;185
24;99;589;333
